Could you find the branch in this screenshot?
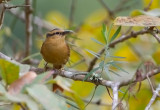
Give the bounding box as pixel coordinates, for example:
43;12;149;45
145;84;160;110
151;32;160;43
24;0;33;58
1;52;160;109
120;67;160;87
69;0;76;28
87;28;157;71
7;6;56;31
144;0;153;11
97;0;114;19
111;83;120;110
0;3;5;30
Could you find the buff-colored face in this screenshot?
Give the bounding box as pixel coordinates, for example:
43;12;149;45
46;28;73;38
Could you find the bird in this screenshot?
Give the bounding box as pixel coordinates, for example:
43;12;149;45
40;28;73;70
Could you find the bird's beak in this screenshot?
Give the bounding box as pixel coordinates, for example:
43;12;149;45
63;30;74;35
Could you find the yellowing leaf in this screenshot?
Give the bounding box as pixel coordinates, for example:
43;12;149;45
46;11;68;28
85;9;108;25
114;15;160;26
0;59;19;85
65;91;85;110
143;0;160;9
114;45;139;62
152;49;160;64
70;81;94;98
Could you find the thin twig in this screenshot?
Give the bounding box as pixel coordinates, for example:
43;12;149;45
0;3;5;30
87;28;151;72
98;0;114;19
69;0;76;28
84;85;98;109
5;5;30;9
24;0;33;59
147;74;154;92
145;84;160;110
144;0;153;11
8;7;56;30
151;32;160;43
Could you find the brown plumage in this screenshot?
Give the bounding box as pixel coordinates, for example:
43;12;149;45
41;28;73;69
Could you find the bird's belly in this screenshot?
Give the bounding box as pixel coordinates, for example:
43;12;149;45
41;43;69;65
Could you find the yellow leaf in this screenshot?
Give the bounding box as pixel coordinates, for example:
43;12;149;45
46;11;68;28
143;0;160;9
152;49;160;64
70;81;94;98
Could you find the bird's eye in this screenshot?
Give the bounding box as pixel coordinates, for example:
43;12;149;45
56;32;60;34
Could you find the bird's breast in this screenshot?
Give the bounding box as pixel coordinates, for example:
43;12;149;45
41;37;70;66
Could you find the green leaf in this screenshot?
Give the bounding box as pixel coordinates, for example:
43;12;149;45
86;49;100;58
110;26;121;43
101;24;107;43
104;65;112;80
107;55;125;59
83;67;100;81
108;62;129;74
109;70;121;77
5;93;38;110
107;23;113;44
26;84;67;110
99;61;104;68
0;83;6;94
91;38;104;45
0;59;19;85
21;52;40;62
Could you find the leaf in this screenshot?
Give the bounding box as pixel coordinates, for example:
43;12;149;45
107;23;113;44
99;61;104;68
71;93;85;110
0;59;19;85
104;65;112;80
91;38;104;45
86;49;100;58
26;84;67;110
101;24;107;43
83;67;100;81
108;62;129;74
109;70;121;77
68;81;94;98
0;83;6;94
6;93;38;110
38;59;46;68
114;15;160;26
109;26;121;43
8;71;37;95
21;52;40;62
107;55;126;59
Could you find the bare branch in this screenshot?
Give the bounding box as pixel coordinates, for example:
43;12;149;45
144;0;153;11
151;32;160;43
69;0;76;28
145;84;160;110
8;6;56;31
112;83;120;110
5;5;30;9
97;0;114;19
0;3;5;30
24;0;33;59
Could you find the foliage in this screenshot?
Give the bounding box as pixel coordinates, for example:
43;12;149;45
0;0;160;110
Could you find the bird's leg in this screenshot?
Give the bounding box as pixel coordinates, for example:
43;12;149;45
44;62;48;71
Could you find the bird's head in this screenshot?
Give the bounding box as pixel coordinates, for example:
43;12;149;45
46;28;74;38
